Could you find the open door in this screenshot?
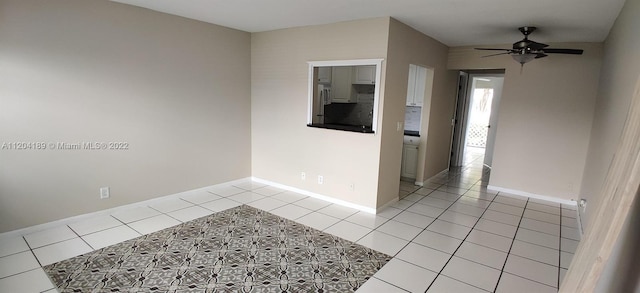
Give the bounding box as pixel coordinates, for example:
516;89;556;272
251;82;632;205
483;77;504;168
450;71;504;168
449;72;469;167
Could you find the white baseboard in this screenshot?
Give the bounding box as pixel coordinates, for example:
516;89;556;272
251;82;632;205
1;177;385;239
0;177;253;240
375;196;399;212
251;177;377;214
487;185;578;206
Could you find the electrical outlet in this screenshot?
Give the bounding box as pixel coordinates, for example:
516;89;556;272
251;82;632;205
349;183;355;191
318;175;323;185
301;172;306;180
100;187;110;199
396;122;403;131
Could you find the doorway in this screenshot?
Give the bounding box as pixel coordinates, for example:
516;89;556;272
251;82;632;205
450;71;504;169
399;64;435;197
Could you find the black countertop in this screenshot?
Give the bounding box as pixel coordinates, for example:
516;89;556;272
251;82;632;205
404;130;420;137
307;123;374;133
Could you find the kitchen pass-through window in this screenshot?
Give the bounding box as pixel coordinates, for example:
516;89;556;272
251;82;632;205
306;59;383;134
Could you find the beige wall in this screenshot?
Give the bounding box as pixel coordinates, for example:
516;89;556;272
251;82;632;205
384;19;457;197
448;43;602;200
0;0;252;232
251;18;390;209
581;0;640;290
580;0;640;228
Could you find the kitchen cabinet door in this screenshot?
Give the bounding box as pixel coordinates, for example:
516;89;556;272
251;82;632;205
331;66;356;103
406;64;417;106
353;65;376;84
317;67;332;84
406;64;425;107
413;66;426;107
401;144;419;179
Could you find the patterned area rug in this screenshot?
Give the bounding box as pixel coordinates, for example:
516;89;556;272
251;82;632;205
44;205;391;292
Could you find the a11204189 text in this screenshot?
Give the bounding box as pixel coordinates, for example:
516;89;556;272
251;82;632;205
1;141;129;150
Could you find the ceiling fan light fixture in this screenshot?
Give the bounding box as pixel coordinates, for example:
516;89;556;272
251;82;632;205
511;53;536;65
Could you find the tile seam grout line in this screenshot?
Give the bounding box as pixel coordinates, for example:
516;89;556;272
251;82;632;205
491;198;530;293
558;206;563;288
423;181;499;292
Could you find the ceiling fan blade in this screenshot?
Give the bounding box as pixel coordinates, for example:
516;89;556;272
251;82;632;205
475;48;512;51
528;41;549;50
481;52;511;58
543;48;584;55
512;39;549;50
484;27;585;66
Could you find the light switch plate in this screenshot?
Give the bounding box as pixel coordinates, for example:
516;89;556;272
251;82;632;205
100;187;110;199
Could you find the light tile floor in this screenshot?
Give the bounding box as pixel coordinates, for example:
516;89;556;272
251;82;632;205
0;149;580;292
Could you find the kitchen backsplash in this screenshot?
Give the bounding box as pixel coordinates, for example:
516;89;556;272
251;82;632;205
321;86;375;127
405;106;421;132
324;101;373;127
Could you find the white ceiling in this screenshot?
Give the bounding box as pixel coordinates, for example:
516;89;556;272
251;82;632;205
112;0;626;47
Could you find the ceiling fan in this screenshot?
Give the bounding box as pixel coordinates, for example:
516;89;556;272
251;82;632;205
475;26;584;66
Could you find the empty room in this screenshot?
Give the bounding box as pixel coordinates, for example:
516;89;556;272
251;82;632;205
1;0;639;292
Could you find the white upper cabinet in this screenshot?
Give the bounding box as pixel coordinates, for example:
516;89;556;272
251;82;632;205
317;67;332;84
414;66;427;105
406;64;417;105
353;65;376;85
331;66;356;103
406;64;426;107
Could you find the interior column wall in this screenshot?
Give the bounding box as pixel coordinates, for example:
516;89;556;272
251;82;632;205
383;19;457;201
251;18;390;209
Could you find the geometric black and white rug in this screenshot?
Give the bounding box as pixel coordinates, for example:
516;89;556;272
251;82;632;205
44;205;391;292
